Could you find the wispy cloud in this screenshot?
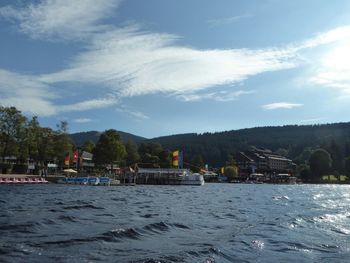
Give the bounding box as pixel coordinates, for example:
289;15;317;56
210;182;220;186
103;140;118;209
0;69;58;116
42;28;297;97
299;25;350;49
178;90;254;102
117;106;149;120
73;118;93;123
207;14;253;27
0;70;119;116
58;96;120;113
0;0;121;41
262;102;303;110
299;118;323;123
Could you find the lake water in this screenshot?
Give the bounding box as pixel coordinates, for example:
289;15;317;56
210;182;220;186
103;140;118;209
1;183;350;262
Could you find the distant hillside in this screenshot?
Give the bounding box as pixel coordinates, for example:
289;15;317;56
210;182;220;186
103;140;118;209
71;122;350;167
70;131;146;146
150;122;350;166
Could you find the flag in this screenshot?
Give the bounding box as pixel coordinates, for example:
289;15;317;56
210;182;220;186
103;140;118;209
172;150;179;167
64;155;70;166
221;167;225;174
73;150;78;162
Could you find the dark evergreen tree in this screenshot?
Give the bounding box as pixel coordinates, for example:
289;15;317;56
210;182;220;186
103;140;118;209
309;149;332;179
189;154;204;172
344;156;350;177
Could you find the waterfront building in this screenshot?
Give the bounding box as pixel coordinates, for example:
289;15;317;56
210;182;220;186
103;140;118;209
236;147;296;180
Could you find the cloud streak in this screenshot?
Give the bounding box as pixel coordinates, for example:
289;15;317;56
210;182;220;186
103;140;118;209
207;14;253;27
73;118;93;123
116;106;149;120
262;102;303;110
178;90;254;102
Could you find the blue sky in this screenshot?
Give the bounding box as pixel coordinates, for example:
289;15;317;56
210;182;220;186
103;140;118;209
1;0;350;138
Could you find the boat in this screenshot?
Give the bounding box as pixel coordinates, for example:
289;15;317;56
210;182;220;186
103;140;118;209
58;176;111;186
136;168;204;185
180;172;205;186
0;177;48;184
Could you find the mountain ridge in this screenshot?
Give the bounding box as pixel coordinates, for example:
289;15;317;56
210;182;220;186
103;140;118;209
70;130;146;146
70;122;350;166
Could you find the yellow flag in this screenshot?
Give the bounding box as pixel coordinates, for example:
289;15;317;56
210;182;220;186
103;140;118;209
172;150;179;167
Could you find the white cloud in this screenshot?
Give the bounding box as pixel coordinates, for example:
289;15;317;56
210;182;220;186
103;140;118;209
308;41;350;97
0;69;119;116
299;118;323;123
299;25;350;49
117;106;149;120
58;96;119;113
73;118;93;123
262;102;303;110
42;27;297;98
207;14;253;27
0;0;121;40
178;90;254;102
0;69;58;116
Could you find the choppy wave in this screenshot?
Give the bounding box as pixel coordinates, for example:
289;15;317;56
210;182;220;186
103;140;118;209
1;184;350;262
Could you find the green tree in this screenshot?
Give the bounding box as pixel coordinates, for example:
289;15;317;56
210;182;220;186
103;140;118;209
158;149;171;168
296;147;313;164
93;129;126;170
25;116;41;162
225;154;236;166
298;164;312;181
309;149;332;179
0;106;26;161
138;142;163;167
125;140;140;166
344;156;350;177
224;166;238;181
53;121;74;165
189;154;204;173
37;127;56;164
82;140;95;153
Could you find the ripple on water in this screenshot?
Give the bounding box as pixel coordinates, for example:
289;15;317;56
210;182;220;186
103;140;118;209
2;184;350;262
62;204;104;210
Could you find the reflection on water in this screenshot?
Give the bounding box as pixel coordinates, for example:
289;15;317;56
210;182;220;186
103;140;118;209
1;184;350;262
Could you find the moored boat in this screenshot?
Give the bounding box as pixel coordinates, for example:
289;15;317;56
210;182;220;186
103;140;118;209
136;168;204;185
58;176;111;186
180;172;205;186
0;177;48;184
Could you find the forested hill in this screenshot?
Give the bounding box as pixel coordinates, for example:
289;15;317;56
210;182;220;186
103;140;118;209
71;123;350;167
150;123;350;166
70;131;146;146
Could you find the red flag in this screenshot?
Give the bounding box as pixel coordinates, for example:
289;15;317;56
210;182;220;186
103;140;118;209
73;150;78;162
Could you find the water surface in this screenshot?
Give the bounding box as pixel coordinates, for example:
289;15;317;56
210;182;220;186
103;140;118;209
1;184;350;262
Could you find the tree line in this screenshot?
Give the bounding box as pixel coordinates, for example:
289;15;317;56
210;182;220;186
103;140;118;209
0;106;180;173
2;106;350;181
0;106;74;173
